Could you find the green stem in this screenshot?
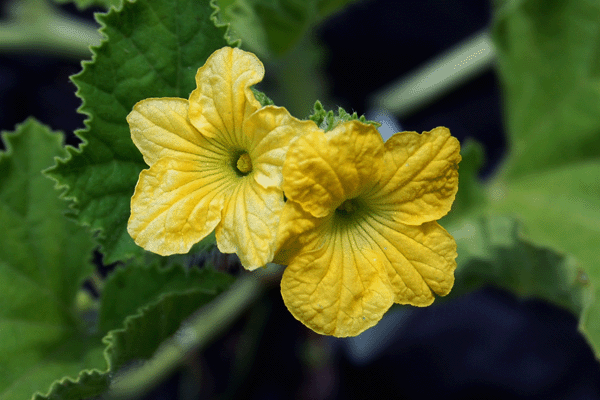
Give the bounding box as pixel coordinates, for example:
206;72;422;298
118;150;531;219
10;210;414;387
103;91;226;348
0;0;101;59
368;30;495;117
106;265;283;399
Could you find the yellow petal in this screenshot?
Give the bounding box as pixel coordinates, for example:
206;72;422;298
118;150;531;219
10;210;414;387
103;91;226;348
357;214;457;305
280;210;394;337
282;120;384;218
188;47;263;140
245;106;320;189
127;98;207;166
215;178;285;270
128;157;233;255
273;199;327;266
369;127;461;225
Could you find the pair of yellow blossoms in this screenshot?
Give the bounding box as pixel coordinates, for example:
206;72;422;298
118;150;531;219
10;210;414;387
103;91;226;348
127;47;461;337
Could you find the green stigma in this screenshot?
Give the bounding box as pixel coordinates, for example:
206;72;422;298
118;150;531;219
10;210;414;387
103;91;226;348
236;152;253;175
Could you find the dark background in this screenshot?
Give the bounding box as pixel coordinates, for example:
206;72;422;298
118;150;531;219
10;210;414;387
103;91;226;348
1;0;599;399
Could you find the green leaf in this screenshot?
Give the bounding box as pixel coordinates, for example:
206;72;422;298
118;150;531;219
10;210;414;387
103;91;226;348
47;0;235;264
316;0;360;18
449;216;590;316
493;0;600;179
487;161;600;357
0;119;103;400
104;288;225;372
41;262;232;400
489;0;600;359
218;0;360;57
440;139;487;226
99;264;234;334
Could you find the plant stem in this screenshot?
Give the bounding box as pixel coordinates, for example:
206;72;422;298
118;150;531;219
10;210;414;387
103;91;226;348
105;265;283;399
0;0;101;60
368;30;495;118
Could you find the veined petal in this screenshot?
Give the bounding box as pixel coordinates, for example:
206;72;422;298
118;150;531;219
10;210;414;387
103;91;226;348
368;127;461;225
127;98;213;166
215;178;285;270
357;213;457;305
273;199;328;266
280;214;394;337
188;47;263;141
245;106;320;189
282;120;384;218
128;157;233;255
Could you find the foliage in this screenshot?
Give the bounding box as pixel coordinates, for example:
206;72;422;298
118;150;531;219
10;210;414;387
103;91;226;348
489;0;600;357
2;0;600;398
46;0;234;264
216;0;360;57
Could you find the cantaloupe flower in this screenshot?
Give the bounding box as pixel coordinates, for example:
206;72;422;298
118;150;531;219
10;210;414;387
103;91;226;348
275;121;461;336
127;47;317;269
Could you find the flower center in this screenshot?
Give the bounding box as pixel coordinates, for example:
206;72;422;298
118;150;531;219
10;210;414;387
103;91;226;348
336;199;358;215
236;152;253;175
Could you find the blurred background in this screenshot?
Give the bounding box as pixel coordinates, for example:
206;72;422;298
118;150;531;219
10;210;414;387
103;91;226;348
1;0;599;399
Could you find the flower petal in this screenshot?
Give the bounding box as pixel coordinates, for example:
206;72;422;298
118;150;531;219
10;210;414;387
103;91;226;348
127;98;209;166
282;120;384;218
369;127;461;225
273;199;327;266
215;177;285;270
357;214;457;305
188;47;263;140
245;106;320;189
128;157;233;255
280;210;394;337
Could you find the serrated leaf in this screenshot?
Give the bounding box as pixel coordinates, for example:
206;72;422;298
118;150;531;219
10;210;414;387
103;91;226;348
0;119;102;400
99;264;234;334
493;0;600;179
104;287;228;372
487;161;600;357
218;0;360;57
39;262;233;400
47;0;234;264
449;216;590;316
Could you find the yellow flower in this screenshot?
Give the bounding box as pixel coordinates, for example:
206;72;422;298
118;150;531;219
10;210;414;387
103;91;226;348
126;47;317;269
275;121;461;337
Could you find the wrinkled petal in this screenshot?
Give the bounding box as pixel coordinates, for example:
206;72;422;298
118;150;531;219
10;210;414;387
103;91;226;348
127;98;216;166
280;208;394;337
245;106;320;189
215;178;285;270
273;199;327;266
128;157;233;255
368;127;461;225
282;121;384;218
357;214;457;305
188;47;263;141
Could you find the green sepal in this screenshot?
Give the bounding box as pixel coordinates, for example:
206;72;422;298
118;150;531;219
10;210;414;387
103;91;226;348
252;88;275;106
308;100;381;132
